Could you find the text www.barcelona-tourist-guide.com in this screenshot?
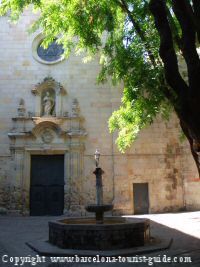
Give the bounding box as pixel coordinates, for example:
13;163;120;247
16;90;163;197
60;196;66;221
1;254;192;266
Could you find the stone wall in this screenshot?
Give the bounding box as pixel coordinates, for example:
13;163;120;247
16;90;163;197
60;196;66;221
0;10;199;215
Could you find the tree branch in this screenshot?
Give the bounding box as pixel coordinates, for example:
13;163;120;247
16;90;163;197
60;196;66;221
117;0;156;66
160;76;178;107
192;0;200;43
172;0;200;95
166;4;183;51
149;0;188;101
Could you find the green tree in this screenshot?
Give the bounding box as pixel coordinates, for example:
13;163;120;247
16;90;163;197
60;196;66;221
1;0;200;173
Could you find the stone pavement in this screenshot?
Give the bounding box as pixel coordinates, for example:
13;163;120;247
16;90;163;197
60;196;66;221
0;211;200;267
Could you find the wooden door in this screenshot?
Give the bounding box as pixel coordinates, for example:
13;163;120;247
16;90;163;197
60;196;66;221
133;183;149;214
30;155;64;216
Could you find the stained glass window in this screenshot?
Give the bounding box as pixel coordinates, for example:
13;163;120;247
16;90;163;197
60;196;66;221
37;40;64;62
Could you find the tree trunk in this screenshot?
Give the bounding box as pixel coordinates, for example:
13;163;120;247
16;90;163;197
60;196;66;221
180;120;200;175
149;0;200;176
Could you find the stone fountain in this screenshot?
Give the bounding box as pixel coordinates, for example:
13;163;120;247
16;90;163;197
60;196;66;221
48;150;150;251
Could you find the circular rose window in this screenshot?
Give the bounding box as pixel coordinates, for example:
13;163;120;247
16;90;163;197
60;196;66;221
37;40;64;62
32;33;65;65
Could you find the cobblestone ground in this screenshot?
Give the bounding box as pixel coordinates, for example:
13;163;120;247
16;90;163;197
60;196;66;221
0;212;200;267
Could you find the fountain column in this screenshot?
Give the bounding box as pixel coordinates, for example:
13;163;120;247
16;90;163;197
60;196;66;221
85;149;113;224
93;167;104;223
94;167;104;205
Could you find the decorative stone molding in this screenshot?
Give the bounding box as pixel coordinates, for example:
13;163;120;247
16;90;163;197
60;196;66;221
31;119;63;139
31;77;66;96
66;129;87;137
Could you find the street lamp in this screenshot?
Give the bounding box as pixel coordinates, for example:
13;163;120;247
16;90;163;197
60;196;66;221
94;149;100;168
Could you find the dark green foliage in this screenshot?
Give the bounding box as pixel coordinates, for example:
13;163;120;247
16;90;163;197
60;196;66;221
1;0;198;152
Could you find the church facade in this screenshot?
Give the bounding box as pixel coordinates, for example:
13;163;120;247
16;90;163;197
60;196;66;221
0;11;199;216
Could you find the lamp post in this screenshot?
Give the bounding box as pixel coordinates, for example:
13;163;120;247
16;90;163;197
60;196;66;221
85;149;113;224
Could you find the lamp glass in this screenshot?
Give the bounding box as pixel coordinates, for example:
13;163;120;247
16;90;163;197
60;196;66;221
94;149;100;167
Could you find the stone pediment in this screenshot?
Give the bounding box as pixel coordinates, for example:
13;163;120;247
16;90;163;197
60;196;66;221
32;117;65;128
8;115;87;139
31;77;66;96
31;119;63;139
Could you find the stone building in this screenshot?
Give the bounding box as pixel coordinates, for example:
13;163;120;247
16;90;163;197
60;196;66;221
0;11;199;216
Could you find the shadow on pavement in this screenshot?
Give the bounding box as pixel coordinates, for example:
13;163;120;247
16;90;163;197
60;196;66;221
0;215;199;266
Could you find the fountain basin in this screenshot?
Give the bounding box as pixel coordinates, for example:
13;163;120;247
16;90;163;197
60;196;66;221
85;204;113;213
49;217;150;250
85;204;113;224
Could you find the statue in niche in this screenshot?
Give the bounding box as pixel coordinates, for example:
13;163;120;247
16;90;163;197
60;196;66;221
42;91;55;116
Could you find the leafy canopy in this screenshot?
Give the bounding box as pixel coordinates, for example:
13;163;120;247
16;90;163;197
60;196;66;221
0;0;174;151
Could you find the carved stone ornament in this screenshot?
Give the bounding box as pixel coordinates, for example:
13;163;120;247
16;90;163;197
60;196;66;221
17;98;26;117
71;98;79;117
41;128;54;144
